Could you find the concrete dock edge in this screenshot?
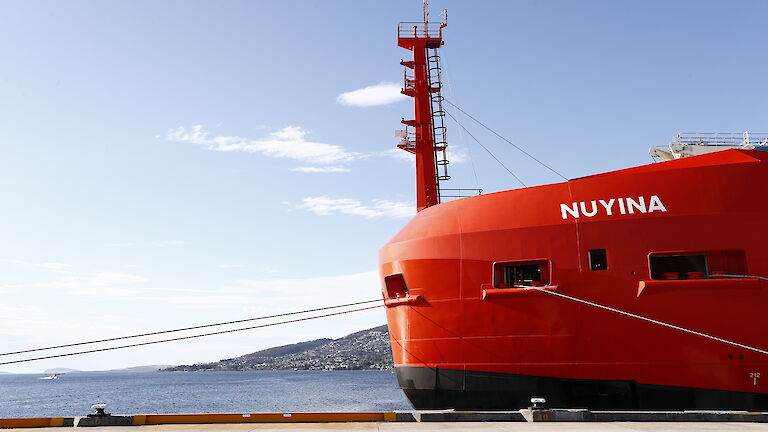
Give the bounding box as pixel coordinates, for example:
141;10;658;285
523;409;768;422
3;410;768;428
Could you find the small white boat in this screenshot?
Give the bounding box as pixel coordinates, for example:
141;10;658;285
39;373;60;380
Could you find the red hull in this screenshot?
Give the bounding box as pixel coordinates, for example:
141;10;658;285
380;150;768;409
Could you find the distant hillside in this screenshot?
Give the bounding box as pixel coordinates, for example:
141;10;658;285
108;365;173;373
163;325;392;371
40;365;172;374
43;368;81;374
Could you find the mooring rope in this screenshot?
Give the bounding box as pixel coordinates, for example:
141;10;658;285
532;286;768;356
0;299;383;359
7;282;765;366
0;304;384;366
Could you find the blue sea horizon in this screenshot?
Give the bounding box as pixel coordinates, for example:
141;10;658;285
0;370;408;419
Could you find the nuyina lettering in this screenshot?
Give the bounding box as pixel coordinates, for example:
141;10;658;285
560;196;667;219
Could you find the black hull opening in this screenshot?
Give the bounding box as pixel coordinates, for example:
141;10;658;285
396;366;768;411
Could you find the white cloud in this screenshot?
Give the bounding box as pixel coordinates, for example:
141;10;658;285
380;146;470;165
0;261;147;295
32;270;146;291
0;262;386;373
166;125;357;166
103;240;189;248
0;305;132;340
291;166;350;173
164;121;460;173
336;82;407;107
293;196;414;219
379;148;415;162
183;271;383;314
152;240;190;247
38;262;69;271
65;270;382;313
104;242;133;248
232;271;379;300
448;145;470;164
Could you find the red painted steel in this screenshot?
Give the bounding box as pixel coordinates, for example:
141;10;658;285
380;148;768;400
398;23;444;211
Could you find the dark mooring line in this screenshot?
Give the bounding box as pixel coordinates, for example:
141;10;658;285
0;299;383;358
0;304;384;366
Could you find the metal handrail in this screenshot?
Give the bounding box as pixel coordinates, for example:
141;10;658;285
398;22;443;39
440;188;483;199
673;132;768;147
403;69;415;91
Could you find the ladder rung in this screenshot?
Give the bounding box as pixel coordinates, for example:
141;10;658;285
425;50;450;192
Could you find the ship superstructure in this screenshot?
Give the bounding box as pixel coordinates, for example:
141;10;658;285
380;5;768;411
395;4;450;211
650;132;768;160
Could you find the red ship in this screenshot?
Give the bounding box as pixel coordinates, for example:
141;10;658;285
380;6;768;410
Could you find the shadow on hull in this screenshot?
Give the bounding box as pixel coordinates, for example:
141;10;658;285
396;366;768;411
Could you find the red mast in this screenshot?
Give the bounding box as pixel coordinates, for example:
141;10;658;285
397;3;449;212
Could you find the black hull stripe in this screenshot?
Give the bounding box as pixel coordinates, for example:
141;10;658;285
395;366;768;411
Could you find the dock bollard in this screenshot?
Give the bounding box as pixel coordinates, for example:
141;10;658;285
76;403;133;426
530;397;547;410
89;404;109;416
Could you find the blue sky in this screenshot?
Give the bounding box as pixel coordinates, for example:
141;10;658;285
0;0;765;373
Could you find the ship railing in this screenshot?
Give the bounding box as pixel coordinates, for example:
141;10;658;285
403;69;416;91
673;132;768;147
398;22;443;39
395;128;416;141
395;128;417;152
439;188;483;200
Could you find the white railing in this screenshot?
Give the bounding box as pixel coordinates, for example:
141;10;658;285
672;132;768;147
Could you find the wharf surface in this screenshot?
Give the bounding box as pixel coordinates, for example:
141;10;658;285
7;424;768;432
4;411;768;431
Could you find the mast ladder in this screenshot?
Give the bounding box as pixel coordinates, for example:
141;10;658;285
426;48;451;202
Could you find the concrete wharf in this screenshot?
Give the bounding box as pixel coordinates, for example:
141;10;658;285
3;410;768;431
6;423;768;432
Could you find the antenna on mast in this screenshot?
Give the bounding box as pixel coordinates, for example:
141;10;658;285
423;0;429;24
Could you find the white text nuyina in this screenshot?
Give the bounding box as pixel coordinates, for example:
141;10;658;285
560;196;667;219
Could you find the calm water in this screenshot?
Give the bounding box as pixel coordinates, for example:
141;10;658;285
0;370;409;419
